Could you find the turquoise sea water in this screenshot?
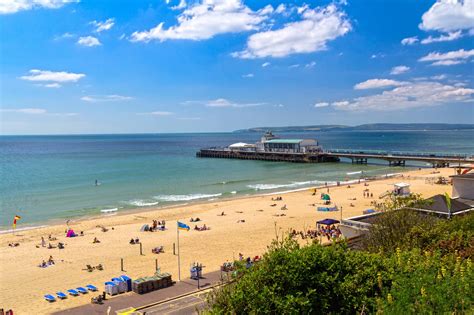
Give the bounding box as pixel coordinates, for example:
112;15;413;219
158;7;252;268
1;130;473;229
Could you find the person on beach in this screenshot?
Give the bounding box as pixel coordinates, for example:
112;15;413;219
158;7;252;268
41;237;46;247
48;256;55;265
93;237;100;243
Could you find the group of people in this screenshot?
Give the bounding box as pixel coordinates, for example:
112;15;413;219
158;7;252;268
129;238;140;244
363;190;373;198
318;225;342;241
271;196;283;201
190;217;202;222
194;224;210;231
39;255;55;268
151;220;166;231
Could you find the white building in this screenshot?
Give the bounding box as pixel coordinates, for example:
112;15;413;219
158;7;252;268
228;142;256;152
451;173;474;201
393;183;410;196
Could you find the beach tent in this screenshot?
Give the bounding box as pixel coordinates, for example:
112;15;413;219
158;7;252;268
140;224;149;232
66;229;76;238
317;219;340;225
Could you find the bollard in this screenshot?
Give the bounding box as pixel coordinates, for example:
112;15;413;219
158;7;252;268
140;242;143;255
155;259;158;271
173;243;175;255
121;258;124;271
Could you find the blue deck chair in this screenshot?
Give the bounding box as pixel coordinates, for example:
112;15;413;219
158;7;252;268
86;284;98;292
44;294;56;302
76;287;88;294
56;292;67;299
67;289;79;296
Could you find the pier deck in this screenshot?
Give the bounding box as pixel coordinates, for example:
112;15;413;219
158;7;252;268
197;148;474;167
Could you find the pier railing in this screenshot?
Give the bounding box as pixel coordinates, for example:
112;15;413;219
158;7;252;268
325;149;471;159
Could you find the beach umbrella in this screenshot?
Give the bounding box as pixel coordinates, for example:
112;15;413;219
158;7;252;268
322;194;331;200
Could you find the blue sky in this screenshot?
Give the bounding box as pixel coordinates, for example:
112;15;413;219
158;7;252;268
1;0;473;134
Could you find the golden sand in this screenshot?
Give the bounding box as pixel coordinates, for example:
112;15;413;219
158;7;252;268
0;168;455;314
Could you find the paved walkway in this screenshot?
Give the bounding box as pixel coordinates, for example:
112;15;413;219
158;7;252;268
54;270;226;315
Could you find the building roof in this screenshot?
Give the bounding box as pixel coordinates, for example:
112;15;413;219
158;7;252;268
229;142;254;148
451;173;474;180
394;182;410;187
265;139;303;144
418;194;472;214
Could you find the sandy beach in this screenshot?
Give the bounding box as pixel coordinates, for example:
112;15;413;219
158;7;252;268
0;167;456;314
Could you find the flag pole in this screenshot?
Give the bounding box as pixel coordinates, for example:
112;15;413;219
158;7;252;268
177;221;181;281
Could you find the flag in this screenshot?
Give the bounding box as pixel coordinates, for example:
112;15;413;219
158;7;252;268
177;221;190;231
445;192;451;215
13;215;21;229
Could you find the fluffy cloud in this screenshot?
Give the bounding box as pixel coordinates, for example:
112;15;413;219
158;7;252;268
314;102;329;108
332;81;474;111
81;95;133;102
420;0;474;33
20;69;85;84
205;98;264;108
0;0;77;14
419;49;474;66
390;65;410;75
354;79;406;90
401;36;419;45
1;108;77;116
421;31;463;44
77;36;101;47
131;0;269;42
90;18;115;33
233;4;350;59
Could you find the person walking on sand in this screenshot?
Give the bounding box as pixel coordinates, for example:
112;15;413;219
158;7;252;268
41;237;46;247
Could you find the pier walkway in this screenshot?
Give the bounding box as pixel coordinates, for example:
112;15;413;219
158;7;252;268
197;148;474;167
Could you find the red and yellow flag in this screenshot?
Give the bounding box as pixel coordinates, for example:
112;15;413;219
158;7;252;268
13;215;21;229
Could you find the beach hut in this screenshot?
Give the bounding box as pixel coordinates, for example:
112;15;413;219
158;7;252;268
393;183;410;196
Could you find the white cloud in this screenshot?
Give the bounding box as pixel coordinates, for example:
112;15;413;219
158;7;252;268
171;0;186;10
354;79;407;90
148;111;174;116
390;65;410;75
420;31;463;44
431;74;447;80
305;61;316;68
275;3;287;14
43;83;62;88
431;59;465;66
54;32;75;41
233;4;351;59
370;53;385;59
77;36;101;47
20;69;85;83
419;49;474;66
1;108;77;116
332;81;474;111
261;62;271;67
131;0;269;42
184;98;264;108
420;0;474;33
90;18;115;33
242;73;254;78
401;36;419;45
81;95;133;102
314;102;329;108
288;64;300;69
0;0;78;14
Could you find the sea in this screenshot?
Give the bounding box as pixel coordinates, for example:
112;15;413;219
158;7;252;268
1;130;473;230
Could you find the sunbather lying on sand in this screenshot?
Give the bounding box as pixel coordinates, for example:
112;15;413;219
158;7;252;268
194;224;210;231
93;237;100;243
8;242;20;247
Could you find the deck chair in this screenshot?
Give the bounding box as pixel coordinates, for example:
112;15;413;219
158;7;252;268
86;284;98;291
76;287;88;294
56;292;67;299
67;289;79;296
44;294;56;302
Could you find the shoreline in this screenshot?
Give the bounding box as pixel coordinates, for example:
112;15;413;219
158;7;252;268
0;167;455;314
0;170;406;234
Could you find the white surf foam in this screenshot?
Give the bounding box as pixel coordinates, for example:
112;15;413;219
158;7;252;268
100;208;118;213
128;200;159;207
247;180;327;191
153;193;222;202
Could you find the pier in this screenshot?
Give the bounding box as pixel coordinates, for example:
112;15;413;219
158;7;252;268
196;148;474;167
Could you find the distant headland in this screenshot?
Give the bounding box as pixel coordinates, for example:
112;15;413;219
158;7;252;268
235;123;474;133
